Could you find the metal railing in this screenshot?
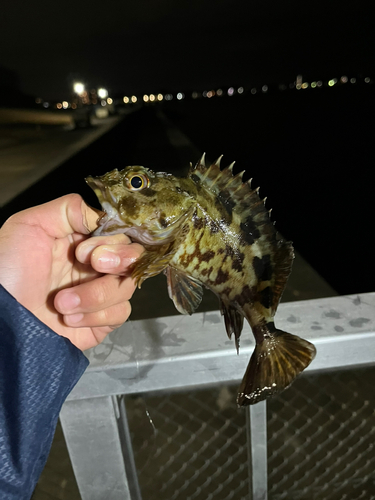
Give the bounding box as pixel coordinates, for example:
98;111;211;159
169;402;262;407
60;292;375;500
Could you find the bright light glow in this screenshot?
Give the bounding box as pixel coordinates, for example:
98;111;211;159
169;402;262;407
350;78;356;84
237;87;244;94
262;85;268;92
56;103;62;109
302;82;309;89
101;99;107;106
131;96;137;103
328;79;336;87
98;88;108;99
177;92;184;100
123;96;129;104
340;76;348;84
149;94;155;102
107;97;113;105
165;94;173;101
157;94;163;101
62;101;69;109
43;102;49;108
207;90;214;98
203;91;208;98
74;82;85;94
216;89;223;96
143;95;149;102
227;87;234;96
317;81;323;87
192;92;199;99
71;103;77;109
365;77;371;83
251;88;257;94
311;82;317;88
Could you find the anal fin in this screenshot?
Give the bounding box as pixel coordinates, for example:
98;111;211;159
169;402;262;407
165;267;204;315
237;329;316;406
220;302;244;354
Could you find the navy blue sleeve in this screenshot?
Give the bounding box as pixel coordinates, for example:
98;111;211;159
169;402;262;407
0;285;89;499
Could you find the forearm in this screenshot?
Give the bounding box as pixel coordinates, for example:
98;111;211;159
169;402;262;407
0;285;88;499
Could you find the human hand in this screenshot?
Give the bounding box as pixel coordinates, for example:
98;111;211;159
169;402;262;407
0;194;144;351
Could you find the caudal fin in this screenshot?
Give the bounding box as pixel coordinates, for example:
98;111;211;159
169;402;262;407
237;329;316;407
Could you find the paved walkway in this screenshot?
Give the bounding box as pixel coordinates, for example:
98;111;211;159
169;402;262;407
0;115;121;207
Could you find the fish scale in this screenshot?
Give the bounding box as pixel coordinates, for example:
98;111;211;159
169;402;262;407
86;154;316;406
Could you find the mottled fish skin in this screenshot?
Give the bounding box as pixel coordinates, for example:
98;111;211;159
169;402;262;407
86;155;316;406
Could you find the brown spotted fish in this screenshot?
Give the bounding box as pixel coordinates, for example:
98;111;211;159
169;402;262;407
86;154;316;406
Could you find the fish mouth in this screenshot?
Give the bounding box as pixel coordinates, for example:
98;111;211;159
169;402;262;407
85;174;126;235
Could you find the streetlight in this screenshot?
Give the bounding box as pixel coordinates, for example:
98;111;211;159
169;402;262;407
97;88;108;99
73;82;85;95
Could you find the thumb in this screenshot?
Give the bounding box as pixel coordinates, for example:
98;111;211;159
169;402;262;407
10;194;105;238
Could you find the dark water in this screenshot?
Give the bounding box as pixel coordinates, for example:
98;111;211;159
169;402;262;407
1;85;374;296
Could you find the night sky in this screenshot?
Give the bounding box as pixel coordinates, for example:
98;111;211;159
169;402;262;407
1;0;374;100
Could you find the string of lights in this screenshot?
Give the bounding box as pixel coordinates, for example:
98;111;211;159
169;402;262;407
36;74;373;111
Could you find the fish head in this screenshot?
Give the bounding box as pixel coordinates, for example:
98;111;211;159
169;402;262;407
86;166;193;244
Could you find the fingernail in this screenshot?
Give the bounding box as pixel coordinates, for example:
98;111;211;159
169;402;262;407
59;292;81;312
98;249;121;268
66;313;84;324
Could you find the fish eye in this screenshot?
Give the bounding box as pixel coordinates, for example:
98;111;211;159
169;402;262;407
127;174;149;191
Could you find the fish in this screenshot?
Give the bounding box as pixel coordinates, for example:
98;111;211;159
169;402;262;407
86;154;316;406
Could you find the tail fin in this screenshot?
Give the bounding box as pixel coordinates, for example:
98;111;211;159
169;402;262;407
237;329;316;407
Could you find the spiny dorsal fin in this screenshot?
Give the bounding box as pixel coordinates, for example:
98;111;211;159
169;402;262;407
189;154;276;241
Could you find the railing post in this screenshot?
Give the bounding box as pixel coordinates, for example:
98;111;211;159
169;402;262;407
60;396;133;500
246;401;268;500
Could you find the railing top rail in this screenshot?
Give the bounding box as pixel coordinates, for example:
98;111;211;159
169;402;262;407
67;292;375;401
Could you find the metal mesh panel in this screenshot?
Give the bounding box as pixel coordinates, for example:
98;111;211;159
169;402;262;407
268;367;375;500
126;367;375;500
125;387;249;500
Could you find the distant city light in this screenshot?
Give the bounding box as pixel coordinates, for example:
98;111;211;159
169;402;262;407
165;94;173;101
56;103;62;109
350;78;356;84
365;77;371;83
192;91;199;99
107;97;113;105
237;87;244;94
311;81;317;88
73;82;85;94
251;88;257;94
262;85;268;92
123;96;129;103
101;99;107;106
216;89;223;96
340;76;348;83
149;94;155;102
143;95;149;102
43;102;49;108
131;96;137;103
71;103;77;109
177;92;185;100
302;82;309;89
227;87;234;96
207;90;214;98
62;101;69;109
317;81;323;87
328;78;337;87
97;88;108;99
157;94;163;101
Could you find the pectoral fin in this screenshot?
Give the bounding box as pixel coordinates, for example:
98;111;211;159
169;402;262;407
165;267;204;315
131;243;177;287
